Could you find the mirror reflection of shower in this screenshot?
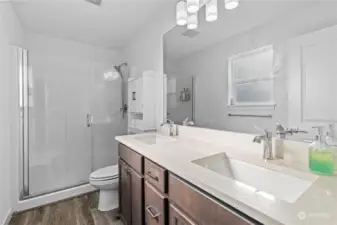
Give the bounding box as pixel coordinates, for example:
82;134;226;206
104;62;129;118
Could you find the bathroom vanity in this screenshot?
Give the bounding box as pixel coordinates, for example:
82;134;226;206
118;143;255;225
116;131;337;225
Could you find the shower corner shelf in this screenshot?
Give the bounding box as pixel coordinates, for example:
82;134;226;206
127;70;157;134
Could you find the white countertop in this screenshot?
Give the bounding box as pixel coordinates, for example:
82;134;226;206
116;133;337;225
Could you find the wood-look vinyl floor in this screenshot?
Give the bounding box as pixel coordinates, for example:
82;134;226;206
9;192;124;225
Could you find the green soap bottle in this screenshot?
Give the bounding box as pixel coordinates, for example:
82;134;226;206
326;124;337;175
309;126;335;176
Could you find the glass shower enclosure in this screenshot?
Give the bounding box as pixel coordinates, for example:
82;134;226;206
16;45;126;199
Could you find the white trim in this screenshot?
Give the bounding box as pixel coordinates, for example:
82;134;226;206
14;184;96;212
229;45;273;61
1;209;12;225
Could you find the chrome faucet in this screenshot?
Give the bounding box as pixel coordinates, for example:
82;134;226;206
253;129;273;160
327;124;335;139
160;119;177;136
182;117;194;126
276;123;308;139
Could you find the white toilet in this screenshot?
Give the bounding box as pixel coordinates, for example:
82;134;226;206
89;165;119;211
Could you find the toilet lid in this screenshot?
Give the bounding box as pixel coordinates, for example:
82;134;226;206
90;165;119;180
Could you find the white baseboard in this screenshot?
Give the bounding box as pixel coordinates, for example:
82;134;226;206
1;209;12;225
15;184;96;212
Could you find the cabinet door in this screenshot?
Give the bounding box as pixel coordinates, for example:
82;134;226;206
169;174;252;225
130;167;144;225
145;181;166;225
169;204;198;225
288;25;337;134
120;160;132;225
119;144;143;175
144;159;167;193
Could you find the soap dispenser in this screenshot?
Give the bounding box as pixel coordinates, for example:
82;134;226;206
309;126;335;176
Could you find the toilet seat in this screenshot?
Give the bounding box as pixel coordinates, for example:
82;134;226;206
90;176;118;181
90;165;118;181
89;176;119;189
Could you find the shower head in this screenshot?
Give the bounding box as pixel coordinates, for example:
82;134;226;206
113;62;128;81
114;63;128;74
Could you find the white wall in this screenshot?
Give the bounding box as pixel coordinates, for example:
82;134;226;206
122;7;176;127
0;2;23;224
167;2;337;135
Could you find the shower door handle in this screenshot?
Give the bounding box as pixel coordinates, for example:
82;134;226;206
87;114;93;127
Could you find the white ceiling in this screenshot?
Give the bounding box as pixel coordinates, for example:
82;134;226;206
12;0;176;49
164;0;310;60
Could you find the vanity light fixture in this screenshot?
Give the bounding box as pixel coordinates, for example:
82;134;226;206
176;0;239;29
187;12;198;30
225;0;239;10
206;0;218;22
176;0;188;26
187;0;199;13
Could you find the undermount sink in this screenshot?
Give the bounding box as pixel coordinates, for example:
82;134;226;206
133;134;176;145
192;153;317;203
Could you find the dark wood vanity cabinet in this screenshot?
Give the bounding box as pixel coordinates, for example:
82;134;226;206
118;143;257;225
168;174;252;225
119;144;144;225
119;159;132;225
144;158;167;193
131;167;144;225
144;181;167;225
169;204;197;225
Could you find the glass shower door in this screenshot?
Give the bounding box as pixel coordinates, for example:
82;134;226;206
18;44;127;198
20;47;92;197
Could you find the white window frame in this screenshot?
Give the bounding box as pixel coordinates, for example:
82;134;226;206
228;45;276;108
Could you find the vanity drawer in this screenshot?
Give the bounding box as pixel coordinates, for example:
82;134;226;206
169;204;198;225
168;174;252;225
145;181;167;225
144;158;167;193
118;143;143;175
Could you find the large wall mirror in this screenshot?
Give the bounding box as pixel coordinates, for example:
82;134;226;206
163;1;337;142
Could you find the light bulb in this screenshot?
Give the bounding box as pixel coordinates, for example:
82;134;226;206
187;0;199;14
187;13;198;30
176;0;187;26
225;0;239;10
206;0;218;22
